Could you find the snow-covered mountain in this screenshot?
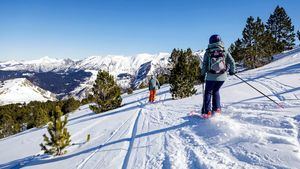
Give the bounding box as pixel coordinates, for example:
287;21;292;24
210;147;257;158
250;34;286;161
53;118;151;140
62;70;98;100
0;56;75;72
0;53;171;75
0;48;300;168
0;78;56;105
0;52;181;99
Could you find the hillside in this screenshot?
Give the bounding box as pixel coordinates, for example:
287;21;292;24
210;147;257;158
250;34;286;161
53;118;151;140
0;52;176;100
0;48;300;168
0;78;56;105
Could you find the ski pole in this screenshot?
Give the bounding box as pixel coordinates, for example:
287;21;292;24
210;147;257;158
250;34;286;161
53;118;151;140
202;82;205;113
234;74;284;108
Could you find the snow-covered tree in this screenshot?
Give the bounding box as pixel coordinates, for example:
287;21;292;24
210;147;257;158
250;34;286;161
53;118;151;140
89;70;122;113
297;30;300;42
40;106;71;156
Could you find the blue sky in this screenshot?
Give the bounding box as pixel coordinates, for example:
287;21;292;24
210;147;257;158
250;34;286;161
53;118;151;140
0;0;299;61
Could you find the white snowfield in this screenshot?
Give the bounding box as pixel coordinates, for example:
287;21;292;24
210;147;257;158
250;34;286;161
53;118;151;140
0;78;56;105
1;48;300;169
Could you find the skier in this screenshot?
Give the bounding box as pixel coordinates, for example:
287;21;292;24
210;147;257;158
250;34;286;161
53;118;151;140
200;34;236;118
148;75;160;103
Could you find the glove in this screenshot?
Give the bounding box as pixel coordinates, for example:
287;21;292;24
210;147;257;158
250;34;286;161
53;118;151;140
229;71;235;76
200;75;205;83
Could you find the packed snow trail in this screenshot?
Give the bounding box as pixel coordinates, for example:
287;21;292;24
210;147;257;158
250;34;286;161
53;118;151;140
1;48;300;168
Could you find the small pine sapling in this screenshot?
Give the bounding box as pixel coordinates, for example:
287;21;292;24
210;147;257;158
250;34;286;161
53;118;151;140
40;106;71;156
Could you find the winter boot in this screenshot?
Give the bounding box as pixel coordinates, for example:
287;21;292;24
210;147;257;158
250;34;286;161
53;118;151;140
202;111;212;119
214;108;221;115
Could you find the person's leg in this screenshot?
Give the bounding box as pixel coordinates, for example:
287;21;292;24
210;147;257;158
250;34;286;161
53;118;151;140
149;90;153;102
202;81;215;114
153;90;156;102
212;81;225;111
150;90;156;102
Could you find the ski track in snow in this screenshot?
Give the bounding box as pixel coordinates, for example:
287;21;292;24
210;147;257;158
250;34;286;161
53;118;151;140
76;112;135;169
121;108;142;169
76;98;146;169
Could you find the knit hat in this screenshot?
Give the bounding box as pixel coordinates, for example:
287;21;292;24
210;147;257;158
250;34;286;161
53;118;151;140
209;34;221;44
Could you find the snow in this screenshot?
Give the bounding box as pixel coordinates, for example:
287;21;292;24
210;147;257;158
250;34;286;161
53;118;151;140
63;70;98;100
74;55;132;76
66;52;173;96
0;78;56;105
74;53;171;78
1;48;300;168
0;53;171;76
0;53;171;77
0;57;75;72
0;52;196;95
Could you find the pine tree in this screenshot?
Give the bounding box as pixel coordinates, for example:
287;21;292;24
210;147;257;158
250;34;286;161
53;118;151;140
242;16;260;68
81;94;95;105
0;114;16;138
266;6;295;51
168;48;181;68
40;106;71;156
157;74;169;85
169;48;199;99
241;16;276;68
89;70;122;113
297;30;300;42
33;108;49;128
260;30;277;62
62;97;81;114
229;38;244;62
138;81;147;89
126;88;133;94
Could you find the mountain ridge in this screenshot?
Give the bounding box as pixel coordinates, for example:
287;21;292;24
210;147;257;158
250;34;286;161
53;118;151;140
0;50;204;102
0;78;56;105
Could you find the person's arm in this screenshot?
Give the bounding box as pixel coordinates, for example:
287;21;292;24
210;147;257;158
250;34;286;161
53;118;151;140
156;79;160;89
201;52;209;76
226;52;236;74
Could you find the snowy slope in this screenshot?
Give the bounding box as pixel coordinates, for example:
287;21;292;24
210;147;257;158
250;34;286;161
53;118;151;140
1;49;300;168
0;78;56;105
